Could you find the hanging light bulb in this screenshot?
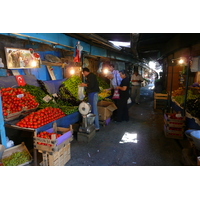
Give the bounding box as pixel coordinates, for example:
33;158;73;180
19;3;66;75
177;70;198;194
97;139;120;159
70;68;75;75
31;60;37;67
103;68;109;74
179;58;184;64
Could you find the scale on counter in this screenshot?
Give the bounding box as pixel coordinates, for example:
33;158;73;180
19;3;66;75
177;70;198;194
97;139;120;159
78;101;96;135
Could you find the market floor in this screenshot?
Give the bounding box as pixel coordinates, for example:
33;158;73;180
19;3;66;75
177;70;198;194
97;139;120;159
65;84;189;166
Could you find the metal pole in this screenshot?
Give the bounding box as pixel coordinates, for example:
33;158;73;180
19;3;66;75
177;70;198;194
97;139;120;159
0;92;7;148
183;58;190;117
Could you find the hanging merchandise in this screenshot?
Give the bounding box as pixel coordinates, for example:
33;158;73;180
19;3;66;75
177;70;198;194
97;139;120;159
74;41;83;63
191;56;200;72
0;58;4;68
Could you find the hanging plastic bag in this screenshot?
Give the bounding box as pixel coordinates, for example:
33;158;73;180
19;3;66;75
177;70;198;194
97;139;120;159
112;89;120;99
127;97;132;104
78;86;85;100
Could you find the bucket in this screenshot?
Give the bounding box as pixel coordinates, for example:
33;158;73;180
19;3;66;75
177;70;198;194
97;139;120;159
190;130;200;151
86;113;96;125
185;129;196;139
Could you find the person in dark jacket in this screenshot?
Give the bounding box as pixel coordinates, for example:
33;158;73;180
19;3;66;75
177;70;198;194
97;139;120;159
115;70;130;122
80;67;100;131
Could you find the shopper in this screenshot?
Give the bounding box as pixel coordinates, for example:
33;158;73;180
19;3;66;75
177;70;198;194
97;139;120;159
115;70;130;122
80;67;100;131
131;70;144;105
108;64;122;97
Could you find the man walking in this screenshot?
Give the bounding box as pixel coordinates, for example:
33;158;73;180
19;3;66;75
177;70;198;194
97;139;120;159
131;70;144;105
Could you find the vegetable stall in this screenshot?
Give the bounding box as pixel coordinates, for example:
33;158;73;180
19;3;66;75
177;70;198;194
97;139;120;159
0;73;112;165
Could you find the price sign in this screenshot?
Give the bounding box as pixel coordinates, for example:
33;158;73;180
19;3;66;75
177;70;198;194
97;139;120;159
52;93;58;98
17;94;24;98
43;95;52;103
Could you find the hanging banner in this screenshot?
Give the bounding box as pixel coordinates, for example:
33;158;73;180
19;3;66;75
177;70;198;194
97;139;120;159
15;75;26;86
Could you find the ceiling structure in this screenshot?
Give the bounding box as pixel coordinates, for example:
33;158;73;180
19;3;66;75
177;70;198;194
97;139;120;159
65;33;200;74
65;33;178;62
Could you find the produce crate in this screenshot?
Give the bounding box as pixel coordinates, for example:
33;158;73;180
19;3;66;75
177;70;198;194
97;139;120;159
154;92;168;109
40;143;71;166
164;113;185;127
1;142;32;166
164;113;185;139
33;123;73;152
4;111;23;121
21;105;39;117
164;124;184;139
99;117;111;127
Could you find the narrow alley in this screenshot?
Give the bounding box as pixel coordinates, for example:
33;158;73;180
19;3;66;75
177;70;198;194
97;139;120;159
65;84;186;166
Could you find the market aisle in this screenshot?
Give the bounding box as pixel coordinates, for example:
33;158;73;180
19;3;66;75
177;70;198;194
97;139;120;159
65;84;184;166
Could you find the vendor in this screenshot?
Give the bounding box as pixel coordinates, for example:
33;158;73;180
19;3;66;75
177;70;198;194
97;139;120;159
80;67;100;132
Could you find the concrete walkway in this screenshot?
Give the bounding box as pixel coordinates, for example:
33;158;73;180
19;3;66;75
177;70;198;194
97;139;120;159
65;84;187;166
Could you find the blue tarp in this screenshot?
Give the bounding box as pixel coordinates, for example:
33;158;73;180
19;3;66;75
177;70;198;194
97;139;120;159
42;78;66;94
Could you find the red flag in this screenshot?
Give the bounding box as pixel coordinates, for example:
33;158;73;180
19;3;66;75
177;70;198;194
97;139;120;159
15;75;26;86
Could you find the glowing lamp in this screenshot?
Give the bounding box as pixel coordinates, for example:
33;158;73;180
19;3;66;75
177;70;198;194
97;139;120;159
103;68;109;74
31;60;37;67
70;68;75;75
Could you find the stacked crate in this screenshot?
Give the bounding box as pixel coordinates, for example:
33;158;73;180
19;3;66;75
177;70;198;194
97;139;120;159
164;113;185;139
154;92;168;109
33;124;73;166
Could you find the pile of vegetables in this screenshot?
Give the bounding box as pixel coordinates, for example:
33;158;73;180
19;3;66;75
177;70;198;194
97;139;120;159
16;107;65;129
36;131;62;146
1;87;38;117
19;84;57;109
2;151;31;166
172;89;199;106
97;76;109;89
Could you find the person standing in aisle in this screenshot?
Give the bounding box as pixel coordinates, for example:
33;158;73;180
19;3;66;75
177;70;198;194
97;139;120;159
115;70;130;122
131;70;144;105
108;63;122;97
80;67;100;131
108;64;122;120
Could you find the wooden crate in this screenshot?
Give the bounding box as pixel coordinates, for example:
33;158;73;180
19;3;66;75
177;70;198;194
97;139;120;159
164;124;184;139
1;142;32;166
40;143;71;166
33;124;73;152
154;92;168;109
164;113;185;127
164;113;185;139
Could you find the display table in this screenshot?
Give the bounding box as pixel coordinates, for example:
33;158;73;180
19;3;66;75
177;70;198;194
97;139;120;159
4;111;81;165
170;100;200;130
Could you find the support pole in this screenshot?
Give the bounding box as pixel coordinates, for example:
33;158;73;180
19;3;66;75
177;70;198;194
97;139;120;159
0;92;7;148
183;58;191;117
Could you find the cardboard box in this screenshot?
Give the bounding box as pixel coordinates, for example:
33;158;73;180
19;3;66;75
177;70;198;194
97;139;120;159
97;101;117;121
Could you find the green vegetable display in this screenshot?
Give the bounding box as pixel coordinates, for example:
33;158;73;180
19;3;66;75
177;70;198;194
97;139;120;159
60;75;82;100
186;98;200;119
173;89;199;106
19;84;79;114
19;84;57;109
2;150;31;166
97;76;109;89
